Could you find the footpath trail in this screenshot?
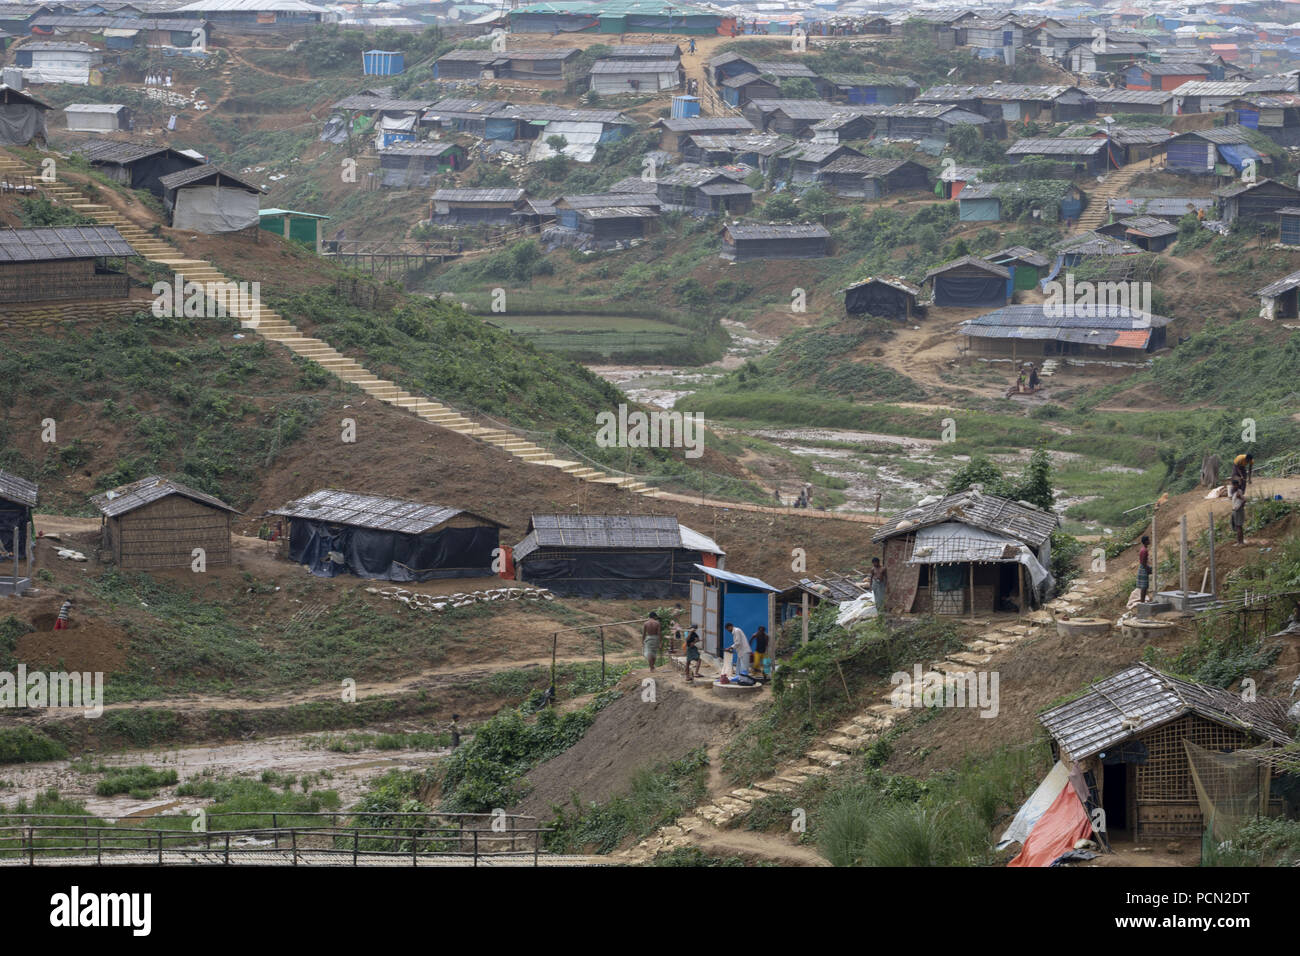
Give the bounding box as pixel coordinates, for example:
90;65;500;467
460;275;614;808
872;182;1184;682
0;148;885;524
619;576;1104;865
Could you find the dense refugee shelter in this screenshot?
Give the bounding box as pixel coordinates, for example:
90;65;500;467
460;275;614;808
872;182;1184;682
872;490;1058;616
0;469;35;596
512;513;723;598
91;476;239;570
270;489;504;581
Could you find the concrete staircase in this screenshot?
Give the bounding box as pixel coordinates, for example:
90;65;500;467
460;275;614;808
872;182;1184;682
1072;157;1159;234
619;576;1102;864
0;150;654;494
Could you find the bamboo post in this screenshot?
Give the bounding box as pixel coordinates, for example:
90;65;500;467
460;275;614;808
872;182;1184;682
1152;510;1159;597
1180;514;1188;596
801;591;809;646
969;562;976;620
1208;511;1216;596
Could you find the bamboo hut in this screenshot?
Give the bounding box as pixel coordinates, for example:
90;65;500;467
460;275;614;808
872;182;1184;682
0;469;35;596
1038;664;1294;840
91;476;238;570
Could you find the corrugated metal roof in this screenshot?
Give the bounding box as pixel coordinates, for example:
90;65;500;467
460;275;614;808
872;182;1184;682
557;192;659;209
698;182;754;196
726;222;829;240
1116;215;1178;236
33;15;201;30
423;98;510;118
158;165;262;192
1107;196;1213;217
686;132;792;154
92;475;238;518
923;255;1010;281
920;83;1082;103
64;103;128;114
824;73;918;89
589;59;679;74
778;142;858;163
655;164;741;187
72;139;183;164
1256;268;1300;298
1079;87;1175;105
498;104;629;124
989;245;1050;268
872;489;1058;547
839;275;920;296
0;469;37;508
173;0;330;12
1172;124;1253;144
1172;80;1251;96
269;489;499;533
1136;61;1209;75
1056;231;1142;256
959;304;1171;347
331;95;435;112
604;44;680;58
1039;664;1293;761
1215;176;1298;198
579;205;658;219
656;116;754;132
0;226;135;262
514;513;721;560
377;141;460;158
432;187;525;202
1006;137;1106;156
820;156;914;176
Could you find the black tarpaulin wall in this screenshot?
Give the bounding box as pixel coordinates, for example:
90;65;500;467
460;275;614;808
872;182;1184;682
934;274;1007;307
519;548;706;598
0;505;28;555
845;284;910;318
287;519;498;581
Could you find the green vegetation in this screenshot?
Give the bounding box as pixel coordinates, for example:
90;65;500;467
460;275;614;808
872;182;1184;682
439;690;621;812
304;731;451;753
0;728;67;764
0;310;324;512
94;765;179;798
1203;817;1300;867
723;608;964;786
543;748;710;853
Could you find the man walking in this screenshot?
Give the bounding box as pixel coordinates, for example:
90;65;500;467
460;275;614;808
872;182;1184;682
642;611;662;670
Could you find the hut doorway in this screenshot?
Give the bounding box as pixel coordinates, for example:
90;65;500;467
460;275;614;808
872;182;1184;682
1103;763;1130;836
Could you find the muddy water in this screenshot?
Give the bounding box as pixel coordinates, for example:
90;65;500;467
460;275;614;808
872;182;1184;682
0;733;451;819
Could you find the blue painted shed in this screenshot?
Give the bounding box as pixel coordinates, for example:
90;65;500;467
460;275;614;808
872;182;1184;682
363;50;405;76
690;564;778;661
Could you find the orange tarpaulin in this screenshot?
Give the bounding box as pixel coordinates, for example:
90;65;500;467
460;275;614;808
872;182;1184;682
1111;329;1151;350
1008;781;1092;867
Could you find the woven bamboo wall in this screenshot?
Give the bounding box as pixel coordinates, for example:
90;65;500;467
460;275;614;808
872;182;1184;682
0;259;129;304
1134;713;1258;838
108;496;231;570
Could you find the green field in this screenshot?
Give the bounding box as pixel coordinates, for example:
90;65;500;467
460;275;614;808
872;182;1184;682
482;313;694;358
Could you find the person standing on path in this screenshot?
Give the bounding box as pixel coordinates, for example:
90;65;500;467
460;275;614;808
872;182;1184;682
688;37;696;54
867;557;887;621
1230;478;1247;545
1136;535;1151;603
642;611;662;670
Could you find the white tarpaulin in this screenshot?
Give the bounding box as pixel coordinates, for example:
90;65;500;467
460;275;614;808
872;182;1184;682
170;184;259;233
996;760;1070;849
0;104;46;146
528;121;602;163
909;521;1053;588
835;594;878;626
